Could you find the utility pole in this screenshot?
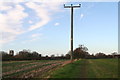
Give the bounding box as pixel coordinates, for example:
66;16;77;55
64;4;81;61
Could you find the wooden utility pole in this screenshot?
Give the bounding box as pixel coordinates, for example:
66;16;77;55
64;4;81;61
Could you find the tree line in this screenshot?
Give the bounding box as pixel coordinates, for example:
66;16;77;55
0;45;119;61
1;49;68;61
72;45;119;59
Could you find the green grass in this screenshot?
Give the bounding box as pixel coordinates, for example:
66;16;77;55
87;59;118;78
49;59;86;78
49;59;118;79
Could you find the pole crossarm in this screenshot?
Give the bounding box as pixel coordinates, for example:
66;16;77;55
64;4;81;8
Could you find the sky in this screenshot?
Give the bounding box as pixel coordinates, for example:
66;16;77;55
0;1;118;56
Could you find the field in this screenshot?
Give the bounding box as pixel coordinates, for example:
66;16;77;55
49;59;118;78
2;59;118;79
2;60;70;78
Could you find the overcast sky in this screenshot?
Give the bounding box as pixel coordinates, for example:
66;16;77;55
0;2;118;56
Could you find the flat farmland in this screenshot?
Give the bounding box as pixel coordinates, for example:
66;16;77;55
2;60;70;78
2;59;119;79
49;59;118;78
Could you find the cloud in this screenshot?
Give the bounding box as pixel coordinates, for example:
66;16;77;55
0;32;16;44
54;23;60;26
80;13;84;19
31;33;41;38
28;20;33;24
0;2;28;44
21;33;42;43
0;2;12;11
0;2;63;44
40;1;65;12
26;2;50;31
30;33;42;42
25;2;64;31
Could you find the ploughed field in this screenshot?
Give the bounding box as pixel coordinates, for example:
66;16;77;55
2;59;118;79
2;60;69;78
